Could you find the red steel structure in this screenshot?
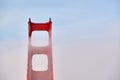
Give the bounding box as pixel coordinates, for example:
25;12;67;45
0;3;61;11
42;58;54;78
27;18;54;80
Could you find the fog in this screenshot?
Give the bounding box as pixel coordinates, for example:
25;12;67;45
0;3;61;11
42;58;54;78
0;0;120;80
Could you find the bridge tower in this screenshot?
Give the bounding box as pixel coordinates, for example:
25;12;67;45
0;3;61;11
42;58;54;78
27;18;54;80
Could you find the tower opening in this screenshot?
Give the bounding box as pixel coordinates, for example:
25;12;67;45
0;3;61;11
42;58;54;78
32;54;48;71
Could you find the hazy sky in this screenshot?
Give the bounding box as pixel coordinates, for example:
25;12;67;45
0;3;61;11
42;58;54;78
0;0;120;80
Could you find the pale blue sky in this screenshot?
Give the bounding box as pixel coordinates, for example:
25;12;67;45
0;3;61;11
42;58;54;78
0;0;120;80
0;0;120;41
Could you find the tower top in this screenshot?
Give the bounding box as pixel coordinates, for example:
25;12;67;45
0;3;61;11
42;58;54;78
29;18;31;22
28;18;52;23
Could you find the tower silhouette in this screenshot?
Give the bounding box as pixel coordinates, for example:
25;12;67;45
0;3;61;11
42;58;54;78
27;18;54;80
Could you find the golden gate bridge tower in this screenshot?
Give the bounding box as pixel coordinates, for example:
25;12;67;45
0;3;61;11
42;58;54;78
27;18;54;80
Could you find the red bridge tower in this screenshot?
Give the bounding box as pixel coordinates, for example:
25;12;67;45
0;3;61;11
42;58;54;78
27;18;54;80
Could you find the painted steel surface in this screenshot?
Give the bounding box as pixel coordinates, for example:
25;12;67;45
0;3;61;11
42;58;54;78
27;18;54;80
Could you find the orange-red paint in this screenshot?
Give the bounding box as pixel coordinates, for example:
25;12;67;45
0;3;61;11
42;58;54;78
27;18;54;80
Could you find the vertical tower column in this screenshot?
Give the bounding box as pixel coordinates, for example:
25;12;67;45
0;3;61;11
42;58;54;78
27;18;54;80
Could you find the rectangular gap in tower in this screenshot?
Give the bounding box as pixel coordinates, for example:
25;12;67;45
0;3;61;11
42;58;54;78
31;31;49;46
32;54;48;71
